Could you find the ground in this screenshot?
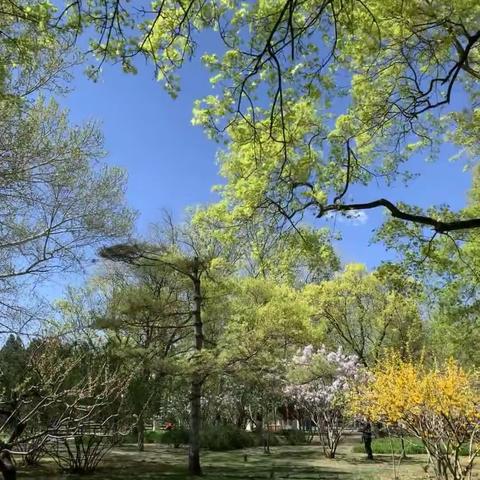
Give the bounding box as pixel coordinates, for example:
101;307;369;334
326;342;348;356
15;436;480;479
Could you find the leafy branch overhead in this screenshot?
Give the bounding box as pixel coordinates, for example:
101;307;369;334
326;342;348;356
25;0;480;233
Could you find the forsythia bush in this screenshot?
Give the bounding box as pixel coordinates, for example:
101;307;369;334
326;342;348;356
351;354;480;480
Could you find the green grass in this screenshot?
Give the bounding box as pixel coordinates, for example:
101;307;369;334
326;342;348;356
352;436;471;456
16;440;436;479
353;436;426;455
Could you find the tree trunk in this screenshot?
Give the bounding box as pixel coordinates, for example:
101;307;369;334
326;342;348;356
137;416;145;452
236;409;246;429
0;420;26;480
189;376;202;475
400;435;407;460
0;452;16;480
188;267;204;476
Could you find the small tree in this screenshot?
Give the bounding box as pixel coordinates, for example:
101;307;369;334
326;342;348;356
285;346;359;458
0;338;130;480
351;354;480;480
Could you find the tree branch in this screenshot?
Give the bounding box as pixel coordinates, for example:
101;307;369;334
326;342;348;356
318;199;480;233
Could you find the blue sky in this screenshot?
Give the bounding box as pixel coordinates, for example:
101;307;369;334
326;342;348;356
59;55;474;275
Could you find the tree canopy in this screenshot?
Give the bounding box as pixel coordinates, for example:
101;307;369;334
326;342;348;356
13;0;476;236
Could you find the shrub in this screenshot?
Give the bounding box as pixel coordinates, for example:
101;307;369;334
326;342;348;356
264;432;281;446
351;356;480;479
144;430;164;444
159;427;190;448
281;429;308;445
201;425;257;451
147;425;286;451
47;434;119;473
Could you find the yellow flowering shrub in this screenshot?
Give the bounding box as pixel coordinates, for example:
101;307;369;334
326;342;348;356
353;357;479;423
351;354;480;480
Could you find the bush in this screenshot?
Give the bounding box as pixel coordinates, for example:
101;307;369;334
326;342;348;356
201;425;257;451
281;429;308;445
144;430;163;444
264;432;281;446
159;428;190;448
48;435;119;473
145;425;287;451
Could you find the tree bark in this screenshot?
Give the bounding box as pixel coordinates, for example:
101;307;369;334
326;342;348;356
400;435;407;460
137;415;145;452
189;376;202;475
188;264;204;476
0;452;16;480
0;419;26;480
318;198;480;233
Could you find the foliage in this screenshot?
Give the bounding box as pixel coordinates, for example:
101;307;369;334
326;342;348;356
351;354;480;480
0;98;134;335
193;206;340;287
0;332;135;473
0;0;76;100
201;425;257;451
281;429;309;446
149;426;259;451
352;437;426;456
159;428;190;448
217;277;316;371
49;434;122;474
352;437;472;456
143;430;163;444
0;0;134;338
6;0;476;241
305;264;423;367
377;167;480;366
0;335;28;397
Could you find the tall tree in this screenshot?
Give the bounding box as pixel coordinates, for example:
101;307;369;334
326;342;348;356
306;263;423;367
0;98;134;334
194;204;339;286
378;166;480;364
100;215;234;475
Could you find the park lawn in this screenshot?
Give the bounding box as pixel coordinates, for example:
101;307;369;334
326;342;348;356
352;436;474;456
15;440;480;480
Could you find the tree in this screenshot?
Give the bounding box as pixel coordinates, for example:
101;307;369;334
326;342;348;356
213;276;316;452
193;204;339;286
0;336;131;480
0;335;28;399
377;166;480;365
305;264;423;367
0;1;134;335
218;276;316;365
285;345;360;458
0;97;134;334
100;214;235;476
97;260;200;452
0;0;76;100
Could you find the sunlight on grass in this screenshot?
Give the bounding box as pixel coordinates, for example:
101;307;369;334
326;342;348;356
17;441;435;480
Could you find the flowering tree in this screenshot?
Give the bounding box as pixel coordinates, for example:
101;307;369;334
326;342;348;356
285;346;360;458
351;354;480;480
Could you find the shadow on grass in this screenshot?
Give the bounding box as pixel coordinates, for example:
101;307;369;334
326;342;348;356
16;445;416;480
18;460;354;480
339;453;426;468
204;463;354;479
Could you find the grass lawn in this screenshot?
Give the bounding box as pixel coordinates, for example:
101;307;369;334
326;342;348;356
15;436;480;479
